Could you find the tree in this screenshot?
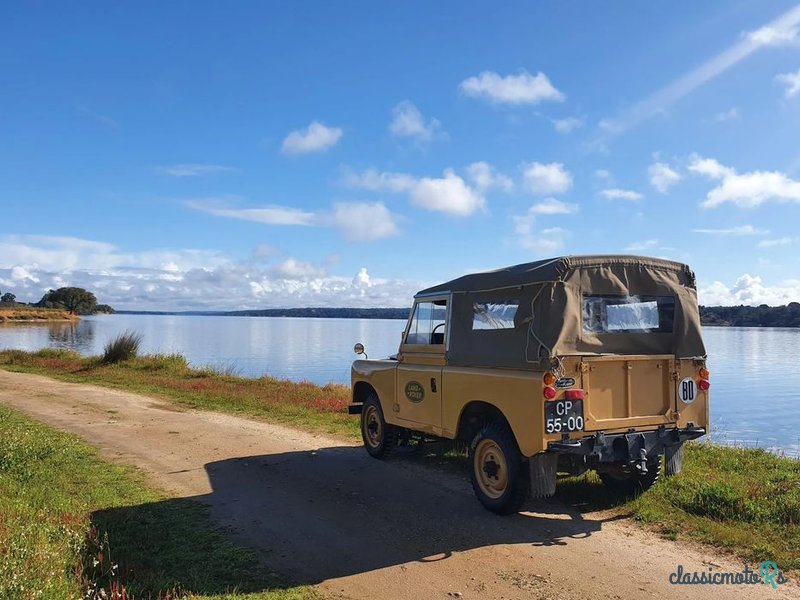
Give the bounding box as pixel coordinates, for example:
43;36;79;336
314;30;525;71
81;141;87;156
38;287;97;315
1;292;16;304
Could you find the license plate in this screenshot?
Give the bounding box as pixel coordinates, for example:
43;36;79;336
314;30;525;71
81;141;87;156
544;399;584;434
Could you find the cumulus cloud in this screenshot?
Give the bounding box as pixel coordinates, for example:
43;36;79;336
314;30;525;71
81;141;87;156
552;116;584;133
409;170;485;216
648;162;682;193
692;225;768;236
529;198;577;215
0;236;422;310
459;70;565;105
513;207;567;255
698;274;800;306
389;101;442;142
689;155;800;208
522;162;572;195
157;164;238;177
281;121;343;154
776;68;800;98
344;167;485;216
330;201;400;241
600;188;643;201
466;161;513;192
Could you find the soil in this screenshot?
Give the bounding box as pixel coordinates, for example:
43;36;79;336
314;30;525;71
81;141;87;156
0;369;795;600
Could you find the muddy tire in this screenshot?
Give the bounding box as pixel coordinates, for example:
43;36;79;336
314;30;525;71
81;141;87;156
598;454;662;496
469;421;528;515
360;393;397;459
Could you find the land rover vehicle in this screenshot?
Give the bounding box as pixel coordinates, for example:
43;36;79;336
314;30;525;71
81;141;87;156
349;255;709;514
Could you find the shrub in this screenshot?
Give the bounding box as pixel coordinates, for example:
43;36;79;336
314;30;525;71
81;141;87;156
101;332;143;364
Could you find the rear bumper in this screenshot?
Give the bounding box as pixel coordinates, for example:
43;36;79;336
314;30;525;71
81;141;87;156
547;425;706;464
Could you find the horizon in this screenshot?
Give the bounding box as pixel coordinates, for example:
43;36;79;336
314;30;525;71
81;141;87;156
2;2;800;311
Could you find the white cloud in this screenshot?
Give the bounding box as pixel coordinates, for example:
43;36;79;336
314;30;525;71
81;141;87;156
389;101;442;142
409;170;485;216
459;70;565;105
598;5;800;134
330;201;400;241
157;164;237;177
625;239;659;252
746;25;799;46
713;107;740;122
344;167;485;216
522;162;573;195
281;121;343;154
600;188;643;201
552;116;584;133
529;198;577;215
692;225;769;236
648;162;682;193
466;161;513;192
185;198;317;226
0;236;424;309
341;169;415;192
689;155;800;208
698;274;800;306
776;68;800;98
594;169;612;181
513;208;567;255
757;237;793;248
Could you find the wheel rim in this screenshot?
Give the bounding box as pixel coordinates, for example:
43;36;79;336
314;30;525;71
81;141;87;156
363;405;382;448
474;439;508;499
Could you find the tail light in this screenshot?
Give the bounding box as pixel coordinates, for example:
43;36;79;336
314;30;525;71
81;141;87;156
543;386;557;400
543;371;556;386
565;389;585;401
698;379;710;391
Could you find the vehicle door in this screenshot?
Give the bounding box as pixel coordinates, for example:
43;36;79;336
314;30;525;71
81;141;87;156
395;297;448;433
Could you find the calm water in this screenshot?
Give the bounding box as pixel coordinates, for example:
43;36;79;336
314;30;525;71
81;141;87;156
1;315;798;456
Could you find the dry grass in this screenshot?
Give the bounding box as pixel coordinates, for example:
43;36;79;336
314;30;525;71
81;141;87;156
0;307;78;322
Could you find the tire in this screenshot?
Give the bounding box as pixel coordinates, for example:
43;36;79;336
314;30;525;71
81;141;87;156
598;454;662;497
469;421;528;515
665;443;684;477
360;393;397;459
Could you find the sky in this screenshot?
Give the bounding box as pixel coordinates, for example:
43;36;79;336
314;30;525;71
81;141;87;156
2;1;800;310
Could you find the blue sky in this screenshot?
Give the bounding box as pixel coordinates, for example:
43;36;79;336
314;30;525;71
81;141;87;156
2;1;800;309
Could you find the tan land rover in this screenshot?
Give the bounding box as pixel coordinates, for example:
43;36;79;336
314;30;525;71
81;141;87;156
349;255;709;514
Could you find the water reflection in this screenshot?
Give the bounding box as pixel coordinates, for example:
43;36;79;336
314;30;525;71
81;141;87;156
1;317;798;456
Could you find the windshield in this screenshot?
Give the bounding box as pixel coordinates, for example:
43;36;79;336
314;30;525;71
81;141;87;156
582;295;675;334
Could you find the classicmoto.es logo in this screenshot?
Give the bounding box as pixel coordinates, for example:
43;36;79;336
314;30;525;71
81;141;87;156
669;562;788;588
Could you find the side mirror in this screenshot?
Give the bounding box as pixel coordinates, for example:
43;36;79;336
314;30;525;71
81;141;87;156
354;343;367;359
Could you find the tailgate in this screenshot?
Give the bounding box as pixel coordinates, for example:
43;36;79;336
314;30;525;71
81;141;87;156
580;355;675;431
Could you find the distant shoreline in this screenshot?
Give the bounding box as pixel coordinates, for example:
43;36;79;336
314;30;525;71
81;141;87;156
112;304;800;327
0;308;78;323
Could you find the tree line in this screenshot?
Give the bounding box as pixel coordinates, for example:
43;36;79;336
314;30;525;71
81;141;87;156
700;303;800;328
0;286;114;315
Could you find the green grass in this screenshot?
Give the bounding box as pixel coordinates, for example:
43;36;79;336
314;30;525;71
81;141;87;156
0;348;358;440
2;348;799;573
0;404;320;599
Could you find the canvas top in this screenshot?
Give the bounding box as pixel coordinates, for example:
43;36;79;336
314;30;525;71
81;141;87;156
416;255;696;297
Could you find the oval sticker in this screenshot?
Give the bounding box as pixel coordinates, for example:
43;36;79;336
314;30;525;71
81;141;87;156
555;377;576;389
404;381;425;403
677;377;697;404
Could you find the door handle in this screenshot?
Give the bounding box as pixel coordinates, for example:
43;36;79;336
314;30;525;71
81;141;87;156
430;377;437;393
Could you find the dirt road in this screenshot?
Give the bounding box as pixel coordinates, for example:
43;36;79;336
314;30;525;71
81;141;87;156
0;369;794;599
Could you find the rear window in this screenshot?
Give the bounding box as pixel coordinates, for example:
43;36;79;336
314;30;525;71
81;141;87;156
582;295;675;334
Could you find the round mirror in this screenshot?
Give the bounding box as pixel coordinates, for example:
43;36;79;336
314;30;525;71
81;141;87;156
354;342;365;355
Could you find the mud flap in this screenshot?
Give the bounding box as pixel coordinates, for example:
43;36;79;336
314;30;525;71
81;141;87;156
529;452;558;498
665;443;683;477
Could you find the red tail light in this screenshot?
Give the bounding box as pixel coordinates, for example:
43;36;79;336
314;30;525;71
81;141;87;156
565;389;585;401
698;379;710;391
543;386;557;400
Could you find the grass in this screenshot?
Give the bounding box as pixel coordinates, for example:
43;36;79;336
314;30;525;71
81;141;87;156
102;331;143;364
1;348;798;573
0;403;320;600
0;307;77;322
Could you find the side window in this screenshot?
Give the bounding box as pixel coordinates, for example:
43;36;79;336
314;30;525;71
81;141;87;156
472;301;519;330
405;300;447;345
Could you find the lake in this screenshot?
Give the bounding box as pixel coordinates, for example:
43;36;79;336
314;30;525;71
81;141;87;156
1;314;798;457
